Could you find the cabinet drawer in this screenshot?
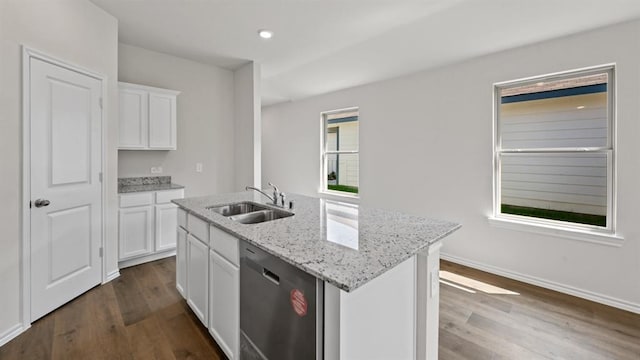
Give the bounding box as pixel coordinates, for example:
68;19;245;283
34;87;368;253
120;192;153;208
177;208;188;229
188;213;209;245
156;189;184;204
210;226;239;267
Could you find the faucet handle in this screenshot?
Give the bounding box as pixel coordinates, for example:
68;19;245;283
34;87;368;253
268;182;279;192
280;192;286;207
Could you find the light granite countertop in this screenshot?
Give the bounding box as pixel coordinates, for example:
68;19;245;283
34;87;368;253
173;192;461;292
118;176;185;194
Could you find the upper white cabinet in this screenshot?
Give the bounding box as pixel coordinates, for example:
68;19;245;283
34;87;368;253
118;82;180;150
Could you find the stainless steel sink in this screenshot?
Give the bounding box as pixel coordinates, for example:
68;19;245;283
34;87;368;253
207;201;294;224
229;209;294;224
207;202;269;216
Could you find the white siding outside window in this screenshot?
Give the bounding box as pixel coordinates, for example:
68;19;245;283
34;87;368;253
494;66;615;233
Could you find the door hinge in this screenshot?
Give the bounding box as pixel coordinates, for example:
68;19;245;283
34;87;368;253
99;172;103;182
29;201;32;209
99;97;103;109
99;247;103;258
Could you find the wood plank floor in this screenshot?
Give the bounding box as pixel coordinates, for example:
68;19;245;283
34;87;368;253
439;261;640;360
0;257;227;360
1;258;639;359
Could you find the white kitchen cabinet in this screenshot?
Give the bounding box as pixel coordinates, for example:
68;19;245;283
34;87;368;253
119;206;154;259
118;86;148;149
178;214;239;358
119;188;184;268
176;227;187;298
155;203;178;252
149;92;177;149
209;250;239;360
118;82;179;150
187;234;209;326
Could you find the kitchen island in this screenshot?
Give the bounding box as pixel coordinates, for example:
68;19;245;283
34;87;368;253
173;191;460;360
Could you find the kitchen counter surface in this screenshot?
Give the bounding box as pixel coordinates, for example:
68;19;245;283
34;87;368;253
118;176;184;193
173;192;460;292
118;183;185;193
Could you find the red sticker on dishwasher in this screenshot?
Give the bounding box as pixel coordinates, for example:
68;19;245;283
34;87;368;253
290;289;308;317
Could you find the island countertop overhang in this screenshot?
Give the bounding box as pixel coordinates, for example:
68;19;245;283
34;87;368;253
173;192;461;292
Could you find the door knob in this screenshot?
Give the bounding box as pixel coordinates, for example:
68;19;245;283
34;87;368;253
34;199;50;208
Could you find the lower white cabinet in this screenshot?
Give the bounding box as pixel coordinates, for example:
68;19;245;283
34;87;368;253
176;227;188;297
119;188;184;268
119;206;154;259
156;203;178;251
209;250;239;360
187;233;209;326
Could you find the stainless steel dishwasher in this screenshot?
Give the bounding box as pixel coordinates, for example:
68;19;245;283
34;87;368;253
240;241;323;360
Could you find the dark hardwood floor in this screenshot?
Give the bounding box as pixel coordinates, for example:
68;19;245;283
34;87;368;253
1;258;639;359
0;257;227;360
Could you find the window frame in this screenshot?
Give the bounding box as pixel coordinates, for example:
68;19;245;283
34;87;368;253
320;107;359;198
492;65;616;234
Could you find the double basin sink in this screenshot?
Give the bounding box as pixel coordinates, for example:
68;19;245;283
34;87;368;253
207;201;294;224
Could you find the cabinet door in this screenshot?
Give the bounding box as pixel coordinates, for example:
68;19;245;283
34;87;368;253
187;234;208;326
149;92;176;149
155;203;178;252
118;87;148;148
119;206;153;260
176;227;187;298
209;250;239;360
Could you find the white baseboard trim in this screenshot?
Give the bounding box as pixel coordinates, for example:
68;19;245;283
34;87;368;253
0;323;27;348
118;250;176;269
441;252;640;314
104;269;121;283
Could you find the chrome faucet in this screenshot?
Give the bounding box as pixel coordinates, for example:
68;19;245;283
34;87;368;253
245;182;286;206
268;182;279;203
246;183;290;208
245;186;276;204
268;182;287;207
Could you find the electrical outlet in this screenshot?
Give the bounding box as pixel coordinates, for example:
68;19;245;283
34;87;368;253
150;167;163;174
196;163;203;173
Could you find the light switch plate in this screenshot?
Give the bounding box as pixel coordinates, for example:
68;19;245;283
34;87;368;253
196;163;203;173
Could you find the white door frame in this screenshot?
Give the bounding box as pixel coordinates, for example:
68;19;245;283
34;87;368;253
21;46;108;329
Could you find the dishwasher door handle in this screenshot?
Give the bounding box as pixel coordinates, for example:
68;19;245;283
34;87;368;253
262;268;280;285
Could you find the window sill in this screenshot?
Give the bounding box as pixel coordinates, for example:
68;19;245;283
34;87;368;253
318;190;360;204
488;216;624;247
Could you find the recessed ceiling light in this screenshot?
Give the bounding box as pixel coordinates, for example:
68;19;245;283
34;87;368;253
536;82;545;86
577;105;585;109
258;29;273;39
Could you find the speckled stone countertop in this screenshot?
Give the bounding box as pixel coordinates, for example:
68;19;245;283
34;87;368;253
118;176;184;193
173;192;460;292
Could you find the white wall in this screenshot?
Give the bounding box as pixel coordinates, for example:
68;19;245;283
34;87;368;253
263;20;640;312
233;62;262;190
117;44;236;197
0;0;119;343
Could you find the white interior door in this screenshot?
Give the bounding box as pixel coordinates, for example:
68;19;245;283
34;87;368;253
29;57;103;321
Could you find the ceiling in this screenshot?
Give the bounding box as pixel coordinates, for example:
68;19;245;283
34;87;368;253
90;0;640;106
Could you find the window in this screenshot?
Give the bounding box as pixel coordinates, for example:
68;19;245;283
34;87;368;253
494;66;614;230
321;108;359;195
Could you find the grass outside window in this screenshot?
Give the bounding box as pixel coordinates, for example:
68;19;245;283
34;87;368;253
501;204;606;227
327;184;358;194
